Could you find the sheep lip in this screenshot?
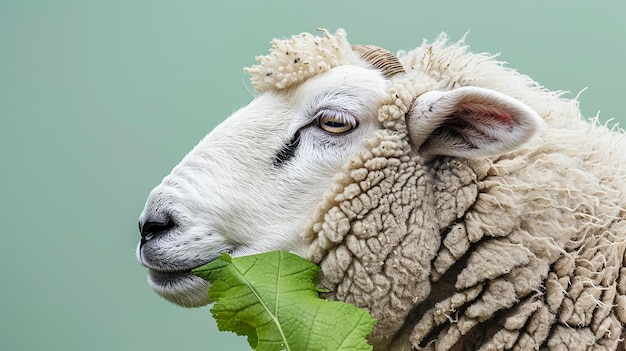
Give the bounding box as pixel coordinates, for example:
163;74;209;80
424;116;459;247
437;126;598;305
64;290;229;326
147;262;212;284
148;268;194;281
146;252;229;281
148;260;216;277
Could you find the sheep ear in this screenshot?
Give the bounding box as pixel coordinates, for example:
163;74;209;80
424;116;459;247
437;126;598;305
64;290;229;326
406;87;542;159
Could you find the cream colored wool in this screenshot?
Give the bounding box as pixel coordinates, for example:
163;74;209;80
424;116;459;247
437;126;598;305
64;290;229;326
246;29;364;91
247;30;626;350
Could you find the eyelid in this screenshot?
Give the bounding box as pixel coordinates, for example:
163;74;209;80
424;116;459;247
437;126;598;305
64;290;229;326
314;108;356;125
301;90;360;132
313;108;358;134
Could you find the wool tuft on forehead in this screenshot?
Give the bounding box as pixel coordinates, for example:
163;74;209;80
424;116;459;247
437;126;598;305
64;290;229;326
245;29;364;93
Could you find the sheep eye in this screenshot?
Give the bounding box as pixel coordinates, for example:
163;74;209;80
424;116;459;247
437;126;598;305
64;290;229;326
314;110;356;134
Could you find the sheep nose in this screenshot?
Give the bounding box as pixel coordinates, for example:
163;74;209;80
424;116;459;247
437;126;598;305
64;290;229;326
139;217;175;246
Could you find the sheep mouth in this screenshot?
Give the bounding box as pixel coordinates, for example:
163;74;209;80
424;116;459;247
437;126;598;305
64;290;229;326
148;267;197;283
146;249;233;287
146;261;219;308
143;248;241;307
147;258;220;285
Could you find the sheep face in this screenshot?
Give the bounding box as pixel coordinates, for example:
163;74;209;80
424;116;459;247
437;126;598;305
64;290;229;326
137;31;542;309
137;65;388;307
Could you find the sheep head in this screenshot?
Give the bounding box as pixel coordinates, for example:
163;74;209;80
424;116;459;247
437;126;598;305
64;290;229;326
137;63;389;307
136;29;541;334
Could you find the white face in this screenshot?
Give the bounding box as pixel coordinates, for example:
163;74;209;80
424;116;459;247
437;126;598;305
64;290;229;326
137;65;387;307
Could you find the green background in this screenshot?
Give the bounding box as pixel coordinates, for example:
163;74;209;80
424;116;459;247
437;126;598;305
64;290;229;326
1;1;624;350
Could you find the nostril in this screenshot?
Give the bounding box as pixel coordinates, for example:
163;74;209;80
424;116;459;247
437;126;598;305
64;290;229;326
141;220;175;236
139;217;176;245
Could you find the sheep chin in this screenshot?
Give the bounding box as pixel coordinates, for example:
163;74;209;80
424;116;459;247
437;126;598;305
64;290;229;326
147;269;211;308
146;247;255;308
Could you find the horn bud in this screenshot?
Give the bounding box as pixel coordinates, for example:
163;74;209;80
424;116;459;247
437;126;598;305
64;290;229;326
352;45;405;78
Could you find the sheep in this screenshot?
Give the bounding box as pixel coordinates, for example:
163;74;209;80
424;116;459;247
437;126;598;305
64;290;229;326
136;29;626;350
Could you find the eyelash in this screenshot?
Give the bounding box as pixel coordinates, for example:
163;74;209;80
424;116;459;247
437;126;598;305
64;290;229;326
312;109;358;134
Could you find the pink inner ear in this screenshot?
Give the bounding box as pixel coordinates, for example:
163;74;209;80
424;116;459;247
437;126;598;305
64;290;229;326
459;102;515;131
408;86;542;159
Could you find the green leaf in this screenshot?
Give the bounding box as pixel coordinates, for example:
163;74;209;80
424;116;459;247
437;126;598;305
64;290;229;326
193;251;376;351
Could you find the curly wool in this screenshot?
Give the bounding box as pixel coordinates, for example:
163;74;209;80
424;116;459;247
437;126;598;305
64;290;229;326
250;30;626;350
245;28;363;92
